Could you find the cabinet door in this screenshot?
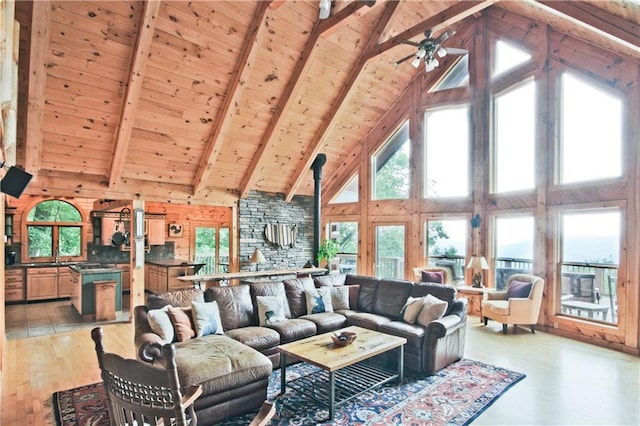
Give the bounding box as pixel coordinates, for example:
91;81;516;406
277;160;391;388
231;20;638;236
27;268;58;300
102;217;119;245
119;265;131;291
57;267;74;297
5;269;25;302
70;271;81;313
147;219;165;245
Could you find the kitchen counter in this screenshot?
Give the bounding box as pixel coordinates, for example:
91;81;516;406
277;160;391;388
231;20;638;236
145;259;206;293
146;259;206;272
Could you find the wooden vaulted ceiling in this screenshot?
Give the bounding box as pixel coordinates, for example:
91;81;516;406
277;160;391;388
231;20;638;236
9;0;640;205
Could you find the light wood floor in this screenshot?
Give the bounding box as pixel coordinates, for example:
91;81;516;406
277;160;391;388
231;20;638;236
1;319;638;425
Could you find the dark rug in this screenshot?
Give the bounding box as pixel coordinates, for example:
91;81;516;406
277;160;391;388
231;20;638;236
52;358;525;425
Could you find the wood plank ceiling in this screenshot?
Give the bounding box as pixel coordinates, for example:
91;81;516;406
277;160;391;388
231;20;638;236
8;0;640;205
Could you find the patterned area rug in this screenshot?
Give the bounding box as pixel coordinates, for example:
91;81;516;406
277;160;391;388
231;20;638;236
52;358;524;426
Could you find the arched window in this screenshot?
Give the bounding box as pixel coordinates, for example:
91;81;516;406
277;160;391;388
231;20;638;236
26;200;84;261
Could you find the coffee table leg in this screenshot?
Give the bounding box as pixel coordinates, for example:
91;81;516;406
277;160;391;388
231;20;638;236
280;353;287;395
329;371;335;420
398;345;404;382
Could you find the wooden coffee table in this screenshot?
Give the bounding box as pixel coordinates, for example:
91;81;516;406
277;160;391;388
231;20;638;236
277;326;406;420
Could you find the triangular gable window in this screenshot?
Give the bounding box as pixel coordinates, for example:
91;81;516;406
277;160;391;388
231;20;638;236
331;174;359;203
493;39;531;78
430;55;469;92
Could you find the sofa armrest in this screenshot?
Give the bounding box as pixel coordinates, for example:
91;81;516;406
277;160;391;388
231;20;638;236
425;310;466;338
134;305;165;363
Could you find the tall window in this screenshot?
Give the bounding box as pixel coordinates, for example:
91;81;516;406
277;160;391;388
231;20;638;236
26;200;83;260
559;209;620;324
374;224;405;279
329;221;358;273
493;39;532;77
372;121;410;200
493;80;536;193
560;72;622;184
330;174;358;204
424;106;469;198
424;218;467;284
494;215;534;290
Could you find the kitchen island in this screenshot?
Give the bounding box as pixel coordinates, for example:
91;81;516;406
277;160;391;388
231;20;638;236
69;264;122;321
145;259;206;293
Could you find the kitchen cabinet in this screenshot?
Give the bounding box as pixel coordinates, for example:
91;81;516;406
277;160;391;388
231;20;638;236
118;264;131;291
5;268;24;302
101;217;121;246
27;267;58;300
146;260;204;293
70;269;81;312
57;267;74;297
146;218;165;245
69;265;122;321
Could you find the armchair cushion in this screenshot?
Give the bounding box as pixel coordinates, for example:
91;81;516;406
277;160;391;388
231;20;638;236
421;270;445;284
506;280;533;299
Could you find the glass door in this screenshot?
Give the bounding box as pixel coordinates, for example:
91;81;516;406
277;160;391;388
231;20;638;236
373;224;406;279
192;225;230;275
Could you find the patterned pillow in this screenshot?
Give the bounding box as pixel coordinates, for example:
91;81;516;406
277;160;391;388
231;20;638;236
147;305;174;343
256;296;287;326
416;294;448;327
507;280;533;299
191;300;224;337
167;306;195;342
330;286;350;311
304;288;334;314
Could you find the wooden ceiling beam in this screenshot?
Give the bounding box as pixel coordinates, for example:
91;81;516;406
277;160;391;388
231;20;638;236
192;1;271;196
108;0;160;190
239;0;375;199
24;0;51;177
284;1;400;202
365;0;498;62
535;0;640;54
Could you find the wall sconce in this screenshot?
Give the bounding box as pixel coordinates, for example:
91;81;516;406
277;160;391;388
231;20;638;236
466;256;489;288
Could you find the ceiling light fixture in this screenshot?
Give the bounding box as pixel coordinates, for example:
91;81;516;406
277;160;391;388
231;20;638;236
319;0;331;19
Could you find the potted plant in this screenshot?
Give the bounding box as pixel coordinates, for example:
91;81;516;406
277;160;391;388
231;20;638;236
317;239;340;269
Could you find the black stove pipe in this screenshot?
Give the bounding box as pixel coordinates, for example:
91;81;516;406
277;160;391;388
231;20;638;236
311;154;326;266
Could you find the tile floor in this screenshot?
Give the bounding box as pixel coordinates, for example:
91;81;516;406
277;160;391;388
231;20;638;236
4;297;130;339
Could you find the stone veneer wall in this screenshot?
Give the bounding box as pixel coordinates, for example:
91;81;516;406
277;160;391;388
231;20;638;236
239;190;314;271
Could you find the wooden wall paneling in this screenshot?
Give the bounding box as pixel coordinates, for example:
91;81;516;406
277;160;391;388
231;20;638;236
407;76;423;277
323;203;361;217
547;182;629;206
487;6;544;51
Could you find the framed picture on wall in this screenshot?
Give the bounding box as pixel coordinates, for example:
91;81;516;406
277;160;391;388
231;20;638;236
168;223;183;238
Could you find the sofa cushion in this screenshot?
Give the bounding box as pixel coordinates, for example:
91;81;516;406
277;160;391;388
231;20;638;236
345;275;380;312
167;306;195;342
378;321;426;349
148;288;204;310
416;294;448;327
304;287;333;314
174;335;272;394
256;296;287;326
372;279;413;318
283;277;316;318
400;297;424;324
484;300;509;315
314;274;347;287
192;300;225;337
507;280;533;299
411;282;457;316
205;285;256;330
347;312;391;330
300;312;347;333
250;281;292;319
331;286;350;310
266;318;316;344
224;326;281;352
147;305;175;343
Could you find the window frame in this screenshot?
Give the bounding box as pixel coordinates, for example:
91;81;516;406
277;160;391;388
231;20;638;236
371;120;411;201
421;215;470;285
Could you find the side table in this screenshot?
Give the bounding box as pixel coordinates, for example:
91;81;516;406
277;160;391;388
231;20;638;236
457;285;490;323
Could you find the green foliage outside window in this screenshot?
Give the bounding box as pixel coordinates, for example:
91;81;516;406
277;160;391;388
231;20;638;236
27;200;82;259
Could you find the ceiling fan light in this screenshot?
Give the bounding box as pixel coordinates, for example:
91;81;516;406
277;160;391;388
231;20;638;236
416;48;426;59
411;56;421;68
319;0;331;19
437;47;447;58
425;61;435;72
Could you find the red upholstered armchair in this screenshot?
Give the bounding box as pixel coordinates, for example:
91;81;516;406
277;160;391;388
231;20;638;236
481;274;544;334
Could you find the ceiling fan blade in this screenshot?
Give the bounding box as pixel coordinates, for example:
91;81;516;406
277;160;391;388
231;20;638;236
400;40;421;47
392;53;416;67
446;47;468;55
436;30;454;44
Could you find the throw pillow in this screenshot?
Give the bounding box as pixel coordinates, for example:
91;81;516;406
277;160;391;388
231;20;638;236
421;270;444;284
507;280;533;299
416;294;448;327
400;296;424;324
256;296;287;326
330;286;350;311
147;305;175;343
304;288;334;314
191;300;224;337
167;306;195;342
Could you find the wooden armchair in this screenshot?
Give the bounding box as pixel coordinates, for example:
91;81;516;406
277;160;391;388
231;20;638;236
91;327;203;426
481;274;544;334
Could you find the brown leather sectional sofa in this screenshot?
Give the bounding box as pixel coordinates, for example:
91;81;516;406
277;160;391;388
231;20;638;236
134;274;468;424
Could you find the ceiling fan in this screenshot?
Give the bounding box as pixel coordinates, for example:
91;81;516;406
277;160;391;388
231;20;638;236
392;29;468;72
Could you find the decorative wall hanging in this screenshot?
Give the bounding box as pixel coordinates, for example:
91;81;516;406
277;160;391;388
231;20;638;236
168;223;183;238
264;223;297;248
